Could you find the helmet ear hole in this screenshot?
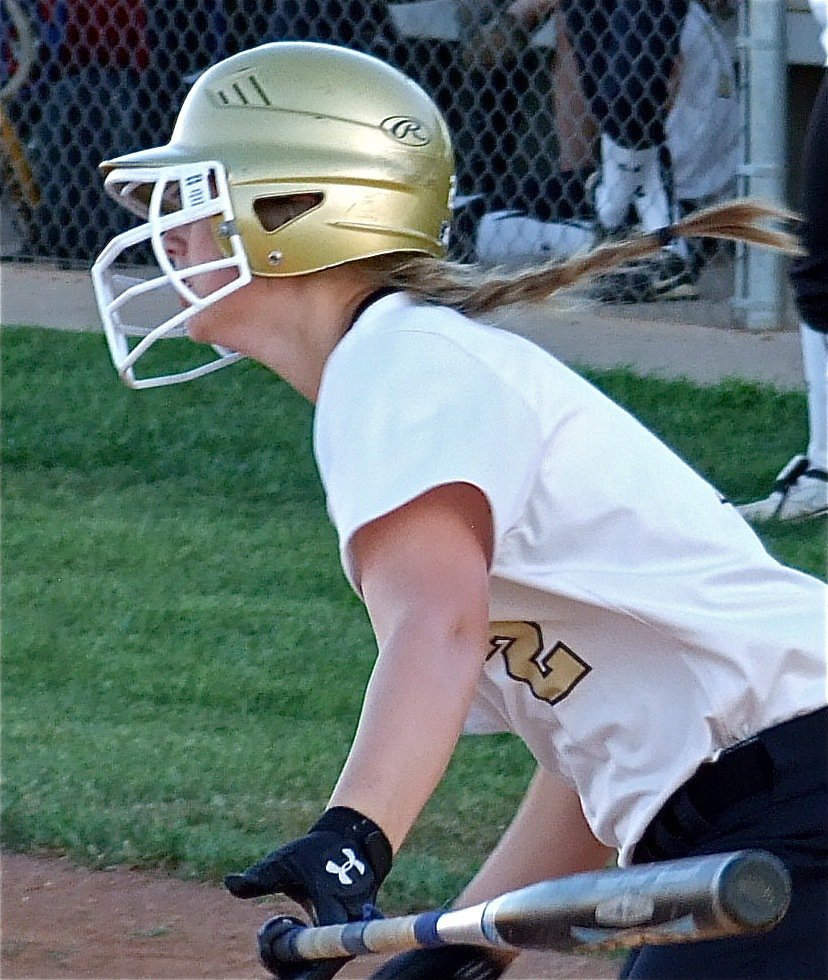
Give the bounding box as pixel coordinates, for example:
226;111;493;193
254;192;323;232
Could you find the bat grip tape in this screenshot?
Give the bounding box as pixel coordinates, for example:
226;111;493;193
337;910;444;956
413;910;445;948
339;922;375;956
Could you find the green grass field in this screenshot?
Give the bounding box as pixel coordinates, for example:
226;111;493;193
2;326;825;913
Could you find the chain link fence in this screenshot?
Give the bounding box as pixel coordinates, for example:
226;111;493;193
1;0;741;296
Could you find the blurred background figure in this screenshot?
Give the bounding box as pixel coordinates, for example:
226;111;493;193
23;0;150;259
0;0;227;261
738;0;828;523
469;0;739;303
219;0;407;68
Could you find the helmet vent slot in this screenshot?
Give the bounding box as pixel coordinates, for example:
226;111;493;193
254;193;323;232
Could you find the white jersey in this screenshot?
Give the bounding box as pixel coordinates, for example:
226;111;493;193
314;293;827;864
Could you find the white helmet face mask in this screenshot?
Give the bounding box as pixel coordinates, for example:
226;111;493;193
91;161;252;389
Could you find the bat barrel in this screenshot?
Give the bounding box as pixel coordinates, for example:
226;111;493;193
485;850;791;953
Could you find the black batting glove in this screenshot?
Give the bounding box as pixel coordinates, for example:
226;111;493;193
225;805;392;921
370;945;508;980
225;806;392;979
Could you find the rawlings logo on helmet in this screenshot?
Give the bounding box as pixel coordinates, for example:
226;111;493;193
380;116;431;146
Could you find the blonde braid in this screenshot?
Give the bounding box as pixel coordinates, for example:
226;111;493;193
365;198;802;317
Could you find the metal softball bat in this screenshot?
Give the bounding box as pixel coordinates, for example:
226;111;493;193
256;850;791;973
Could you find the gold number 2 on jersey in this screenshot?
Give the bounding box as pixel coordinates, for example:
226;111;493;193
488;621;591;706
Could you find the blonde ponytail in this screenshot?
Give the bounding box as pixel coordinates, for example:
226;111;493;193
364;198;802;317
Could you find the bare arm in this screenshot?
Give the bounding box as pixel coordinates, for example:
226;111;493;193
453;765;612;970
327;482;610;882
327;482;494;853
457;765;613;907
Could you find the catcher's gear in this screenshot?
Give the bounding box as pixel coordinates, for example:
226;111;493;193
226;806;392;979
369;945;508;980
91;41;455;388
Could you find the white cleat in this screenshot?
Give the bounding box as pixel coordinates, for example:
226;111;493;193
738;455;828;522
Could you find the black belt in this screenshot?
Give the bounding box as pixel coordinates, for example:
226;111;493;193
633;707;828;864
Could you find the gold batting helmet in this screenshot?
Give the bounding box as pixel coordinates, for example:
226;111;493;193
100;41;456;276
91;42;456;387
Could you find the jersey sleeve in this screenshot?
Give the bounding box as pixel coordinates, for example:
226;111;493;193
314;326;543;590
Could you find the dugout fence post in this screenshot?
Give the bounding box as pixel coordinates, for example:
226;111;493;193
732;0;789;330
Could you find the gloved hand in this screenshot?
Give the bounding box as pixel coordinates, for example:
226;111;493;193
370;945;509;979
225;806;392;980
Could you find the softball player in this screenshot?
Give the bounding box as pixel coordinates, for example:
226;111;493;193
91;42;827;980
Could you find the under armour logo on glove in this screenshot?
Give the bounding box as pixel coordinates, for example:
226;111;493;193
224;805;392;927
326;847;366;885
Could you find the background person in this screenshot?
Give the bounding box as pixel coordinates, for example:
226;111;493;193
219;0;408;69
24;0;150;259
470;0;738;304
738;0;828;522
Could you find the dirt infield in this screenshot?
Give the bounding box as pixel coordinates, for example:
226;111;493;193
1;852;617;980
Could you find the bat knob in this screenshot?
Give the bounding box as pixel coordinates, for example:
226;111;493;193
257;914;307;974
